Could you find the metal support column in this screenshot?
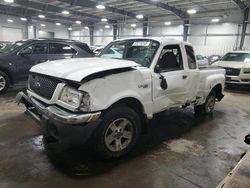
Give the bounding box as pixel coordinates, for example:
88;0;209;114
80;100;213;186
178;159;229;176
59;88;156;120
143;18;148;37
183;20;189;42
113;24;118;40
89;26;94;46
239;8;249;49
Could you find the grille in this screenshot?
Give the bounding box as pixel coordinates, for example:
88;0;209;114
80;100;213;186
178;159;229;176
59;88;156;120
28;74;60;100
224;68;240;76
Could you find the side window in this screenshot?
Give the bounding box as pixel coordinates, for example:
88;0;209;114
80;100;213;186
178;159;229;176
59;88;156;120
20;43;48;54
185;45;197;69
49;43;77;54
157;45;183;72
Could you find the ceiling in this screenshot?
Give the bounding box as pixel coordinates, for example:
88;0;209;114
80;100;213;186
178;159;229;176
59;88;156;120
0;0;249;26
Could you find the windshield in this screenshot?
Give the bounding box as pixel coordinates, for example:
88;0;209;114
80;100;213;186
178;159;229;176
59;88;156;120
0;41;25;53
98;39;160;67
221;52;250;62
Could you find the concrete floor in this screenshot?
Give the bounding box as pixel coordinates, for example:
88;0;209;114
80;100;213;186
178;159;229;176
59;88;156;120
0;86;250;188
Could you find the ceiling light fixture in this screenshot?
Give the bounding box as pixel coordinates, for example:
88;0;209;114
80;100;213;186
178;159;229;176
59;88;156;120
101;18;108;22
131;23;136;28
56;22;61;26
7;19;13;22
187;9;197;14
84;26;89;29
136;14;144;19
68;27;72;31
105;25;110;28
41;24;46;27
4;0;14;3
20;17;27;21
62;10;70;15
96;4;105;9
164;21;171;26
211;18;219;23
38;14;45;18
75;20;81;24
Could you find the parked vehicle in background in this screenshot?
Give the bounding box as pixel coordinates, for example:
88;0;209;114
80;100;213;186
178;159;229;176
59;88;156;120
196;55;209;67
17;37;225;159
208;55;221;65
213;51;250;85
0;43;3;49
0;38;94;94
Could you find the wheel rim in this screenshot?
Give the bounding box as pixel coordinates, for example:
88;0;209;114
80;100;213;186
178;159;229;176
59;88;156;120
206;95;216;113
104;118;133;152
0;75;6;91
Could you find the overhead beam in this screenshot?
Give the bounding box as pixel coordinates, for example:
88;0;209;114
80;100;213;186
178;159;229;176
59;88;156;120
0;4;92;25
59;0;140;19
134;0;189;19
11;0;116;23
233;0;247;11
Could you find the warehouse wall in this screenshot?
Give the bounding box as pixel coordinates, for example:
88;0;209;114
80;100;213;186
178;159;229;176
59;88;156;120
0;15;27;43
0;14;69;43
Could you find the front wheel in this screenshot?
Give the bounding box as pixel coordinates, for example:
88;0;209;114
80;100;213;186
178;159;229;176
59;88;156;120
194;91;216;115
0;71;10;94
94;106;141;160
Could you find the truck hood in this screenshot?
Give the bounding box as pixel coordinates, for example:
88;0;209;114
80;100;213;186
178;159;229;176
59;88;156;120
214;61;250;69
30;57;140;82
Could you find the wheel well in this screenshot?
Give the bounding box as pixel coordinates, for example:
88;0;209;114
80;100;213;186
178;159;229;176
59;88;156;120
110;97;148;134
0;68;13;84
212;84;224;101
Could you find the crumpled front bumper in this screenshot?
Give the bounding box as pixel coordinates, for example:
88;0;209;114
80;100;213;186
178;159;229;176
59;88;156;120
16;91;102;144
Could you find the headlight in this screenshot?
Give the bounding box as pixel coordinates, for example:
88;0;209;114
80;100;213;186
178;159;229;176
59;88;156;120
243;68;250;74
59;86;83;108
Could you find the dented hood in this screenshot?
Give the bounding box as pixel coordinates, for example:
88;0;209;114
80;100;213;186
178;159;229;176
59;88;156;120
30;57;139;82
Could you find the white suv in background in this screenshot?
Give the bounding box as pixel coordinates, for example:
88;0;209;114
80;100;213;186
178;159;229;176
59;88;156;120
213;51;250;85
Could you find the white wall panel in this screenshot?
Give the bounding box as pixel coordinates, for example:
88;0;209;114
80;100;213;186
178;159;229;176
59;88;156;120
207;23;238;34
1;27;23;42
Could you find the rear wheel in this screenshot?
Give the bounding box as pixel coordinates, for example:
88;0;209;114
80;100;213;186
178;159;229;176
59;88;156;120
194;91;216;115
94;106;141;160
0;71;10;94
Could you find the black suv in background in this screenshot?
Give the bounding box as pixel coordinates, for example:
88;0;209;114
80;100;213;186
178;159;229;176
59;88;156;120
0;39;94;94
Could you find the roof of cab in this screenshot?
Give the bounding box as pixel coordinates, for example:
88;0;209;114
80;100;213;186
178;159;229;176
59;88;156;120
114;37;191;46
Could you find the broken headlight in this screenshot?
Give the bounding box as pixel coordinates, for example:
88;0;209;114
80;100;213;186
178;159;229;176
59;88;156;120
59;86;83;108
80;92;91;112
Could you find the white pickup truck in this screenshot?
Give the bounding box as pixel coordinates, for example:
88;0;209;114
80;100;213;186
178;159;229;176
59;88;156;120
16;38;225;159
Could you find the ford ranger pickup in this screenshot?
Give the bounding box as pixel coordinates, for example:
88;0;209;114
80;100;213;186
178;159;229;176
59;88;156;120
16;37;225;159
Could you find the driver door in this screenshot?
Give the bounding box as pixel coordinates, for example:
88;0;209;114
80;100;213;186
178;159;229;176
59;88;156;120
152;44;190;113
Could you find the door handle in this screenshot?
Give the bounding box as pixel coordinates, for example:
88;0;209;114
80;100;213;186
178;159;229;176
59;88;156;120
182;75;188;79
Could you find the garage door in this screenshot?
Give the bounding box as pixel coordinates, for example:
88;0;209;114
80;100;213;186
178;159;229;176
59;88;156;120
2;27;23;42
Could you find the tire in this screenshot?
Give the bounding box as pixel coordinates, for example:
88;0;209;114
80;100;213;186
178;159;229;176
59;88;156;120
0;71;10;94
194;90;216;115
94;105;141;160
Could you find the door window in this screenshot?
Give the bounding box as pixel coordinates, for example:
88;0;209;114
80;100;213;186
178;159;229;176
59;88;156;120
20;43;48;54
49;43;77;54
185;45;197;69
157;45;183;72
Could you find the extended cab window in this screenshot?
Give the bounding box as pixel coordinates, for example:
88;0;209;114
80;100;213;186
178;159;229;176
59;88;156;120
157;45;183;72
49;43;77;54
185;45;197;69
20;43;48;54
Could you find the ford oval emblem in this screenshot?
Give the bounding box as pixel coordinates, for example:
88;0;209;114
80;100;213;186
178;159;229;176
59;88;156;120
33;81;41;89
